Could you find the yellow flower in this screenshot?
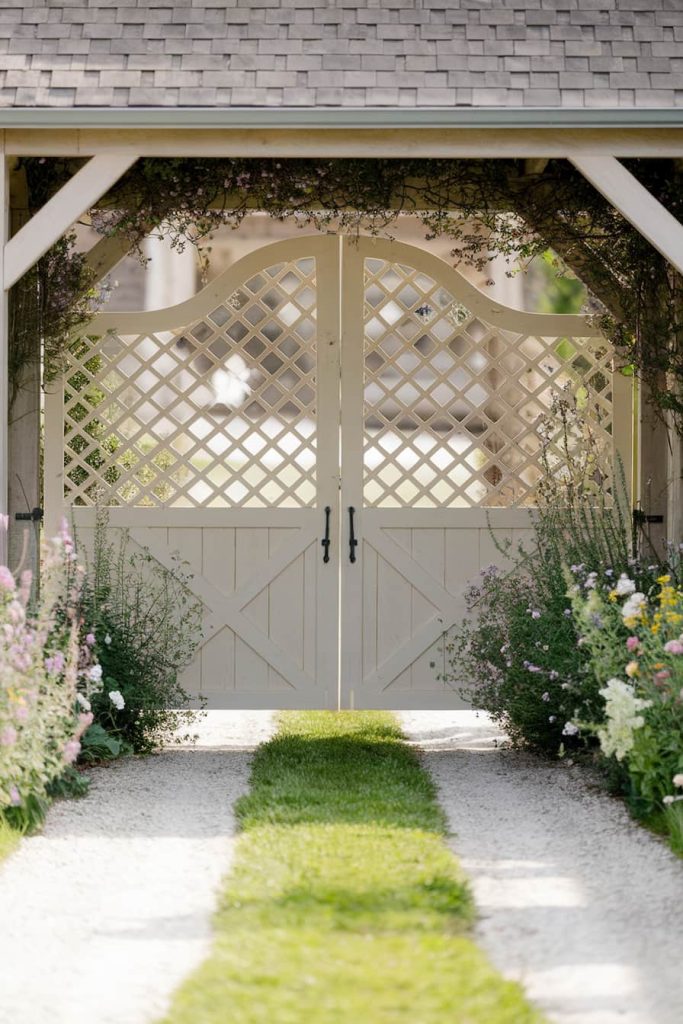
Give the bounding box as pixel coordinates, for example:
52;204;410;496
625;660;639;678
658;574;671;585
608;590;618;602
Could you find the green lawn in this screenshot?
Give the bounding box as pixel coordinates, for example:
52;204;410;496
0;818;21;864
162;711;543;1024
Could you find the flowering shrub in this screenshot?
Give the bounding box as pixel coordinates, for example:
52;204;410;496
0;520;96;828
75;510;203;754
569;563;683;835
445;393;641;753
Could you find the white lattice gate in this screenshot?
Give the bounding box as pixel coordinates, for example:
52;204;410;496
46;235;632;709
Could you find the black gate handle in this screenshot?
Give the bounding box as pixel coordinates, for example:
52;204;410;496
348;506;358;564
321;505;331;563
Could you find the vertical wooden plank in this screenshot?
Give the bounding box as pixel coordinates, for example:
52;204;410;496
377;555;412;693
445;528;480;597
410;528;445;689
268;527;304;690
303;541;316;678
339;237;365;708
201;526;235;697
362;541;378;680
235;527;270;690
163;526;201;699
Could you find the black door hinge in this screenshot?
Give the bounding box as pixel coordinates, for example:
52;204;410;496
632;509;664;526
15;507;43;522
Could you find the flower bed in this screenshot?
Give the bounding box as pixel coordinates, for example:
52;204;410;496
0;520;98;828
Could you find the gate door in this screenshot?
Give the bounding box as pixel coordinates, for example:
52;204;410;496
48;235;631;710
339;237;631;709
48;238;341;708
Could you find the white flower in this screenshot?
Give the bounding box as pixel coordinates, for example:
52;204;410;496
663;795;675;806
615;574;636;596
76;693;91;712
673;774;683;788
584;572;598;590
597;678;651;761
562;722;580;737
108;690;125;711
621;592;647;624
104;634;112;645
88;664;103;683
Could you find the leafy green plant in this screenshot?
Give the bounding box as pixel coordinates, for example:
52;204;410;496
76;509;203;754
444;391;637;752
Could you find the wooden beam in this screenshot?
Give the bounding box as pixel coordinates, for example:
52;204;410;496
570;154;683;276
4;153;137;289
5;127;683;160
524;158;549;175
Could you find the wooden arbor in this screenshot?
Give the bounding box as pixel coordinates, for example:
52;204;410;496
2;110;683;564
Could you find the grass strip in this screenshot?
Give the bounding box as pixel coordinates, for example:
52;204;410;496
0;818;21;865
162;711;543;1024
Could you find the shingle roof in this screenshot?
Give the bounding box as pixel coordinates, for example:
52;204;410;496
0;0;681;110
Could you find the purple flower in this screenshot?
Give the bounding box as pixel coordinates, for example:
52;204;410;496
530;610;541;619
542;692;550;702
1;726;17;746
9;786;20;807
85;632;96;646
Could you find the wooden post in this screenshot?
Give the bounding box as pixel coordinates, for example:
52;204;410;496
0;145;8;565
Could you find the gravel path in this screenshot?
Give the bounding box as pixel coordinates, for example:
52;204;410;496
0;711;274;1024
400;710;683;1024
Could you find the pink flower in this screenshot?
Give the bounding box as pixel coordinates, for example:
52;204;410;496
14;705;28;723
626;636;640;653
654;670;671;685
664;639;683;655
1;726;17;746
75;712;94;739
63;740;81;765
85;632;96;646
0;565;15;591
45;651;65;676
9;786;20;806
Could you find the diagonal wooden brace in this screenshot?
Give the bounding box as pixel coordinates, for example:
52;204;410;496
4;153;137;289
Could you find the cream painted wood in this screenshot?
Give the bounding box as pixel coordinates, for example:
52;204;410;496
49;234;631;709
0;149;7;563
6;127;683;159
339;236;631;709
570;155;683;277
55;237;341;708
4;154;137;289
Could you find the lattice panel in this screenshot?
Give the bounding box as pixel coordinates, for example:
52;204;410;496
64;258;318;508
363;258;614;508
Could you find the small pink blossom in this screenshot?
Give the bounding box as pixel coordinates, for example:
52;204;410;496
1;726;17;746
0;565;15;591
626;636;640;653
63;740;81;765
14;705;28;723
45;651;65;676
9;786;20;806
75;712;94;739
664;639;683;655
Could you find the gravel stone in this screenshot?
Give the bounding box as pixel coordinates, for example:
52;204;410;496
400;710;683;1024
0;711;275;1024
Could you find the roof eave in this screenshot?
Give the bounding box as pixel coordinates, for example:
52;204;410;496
1;106;683;130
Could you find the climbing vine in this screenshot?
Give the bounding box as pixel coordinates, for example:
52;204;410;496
11;155;683;425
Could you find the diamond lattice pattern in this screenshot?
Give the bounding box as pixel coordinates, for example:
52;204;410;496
363;259;614;508
64;258;318;508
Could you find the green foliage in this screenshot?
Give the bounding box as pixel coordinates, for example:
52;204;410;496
77;509;204;754
16;155;683;426
569;566;683;827
46;764;90;801
0;817;22;864
445;395;638;753
162;711;543;1024
79;722;124;763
